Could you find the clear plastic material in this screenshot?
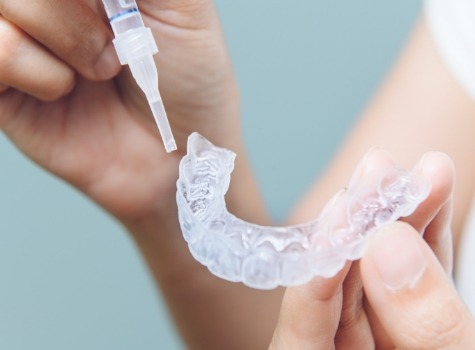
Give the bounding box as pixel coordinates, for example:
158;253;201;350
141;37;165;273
102;0;177;152
176;133;431;290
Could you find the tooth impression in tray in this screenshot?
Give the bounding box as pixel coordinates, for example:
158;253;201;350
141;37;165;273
176;133;431;290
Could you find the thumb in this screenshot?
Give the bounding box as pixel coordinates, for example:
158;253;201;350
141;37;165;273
361;222;475;350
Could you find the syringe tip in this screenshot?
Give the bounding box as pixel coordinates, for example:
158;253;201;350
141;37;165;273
150;98;177;153
165;139;178;153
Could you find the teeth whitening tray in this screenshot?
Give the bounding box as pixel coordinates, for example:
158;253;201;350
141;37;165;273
102;0;177;152
176;133;431;290
102;1;430;290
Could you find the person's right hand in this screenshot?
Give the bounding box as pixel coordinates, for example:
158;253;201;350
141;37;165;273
360;221;475;350
269;149;456;349
0;0;240;220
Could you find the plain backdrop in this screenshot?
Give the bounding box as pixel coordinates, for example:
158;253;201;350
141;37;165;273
0;1;420;349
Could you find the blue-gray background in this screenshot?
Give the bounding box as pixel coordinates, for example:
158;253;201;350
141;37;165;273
0;1;420;349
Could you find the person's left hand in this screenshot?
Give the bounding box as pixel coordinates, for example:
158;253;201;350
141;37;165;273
0;0;240;221
269;150;455;349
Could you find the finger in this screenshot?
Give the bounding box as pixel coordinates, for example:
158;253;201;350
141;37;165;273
0;0;120;80
402;151;455;233
363;152;455;349
423;198;454;274
362;296;394;349
269;264;350;350
0;17;75;101
347;147;396;190
401;152;455;274
365;199;454;349
0;83;9;93
334;263;374;349
332;148;392;349
361;222;475;350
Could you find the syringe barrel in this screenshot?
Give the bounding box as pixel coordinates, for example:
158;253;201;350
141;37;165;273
102;0;144;36
102;0;158;65
113;27;158;65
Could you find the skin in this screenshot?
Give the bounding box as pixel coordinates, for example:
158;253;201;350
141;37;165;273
270;150;460;349
361;222;475;350
271;220;475;349
269;17;475;350
1;0;475;349
0;0;282;348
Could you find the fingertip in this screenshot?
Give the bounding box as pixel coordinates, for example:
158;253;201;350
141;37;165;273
416;151;455;170
346;147;398;194
294;261;351;301
93;41;121;80
34;68;76;102
402;152;455;232
3;0;122;82
347;147;382;188
413;151;455;196
271;263;351;349
359;148;395;176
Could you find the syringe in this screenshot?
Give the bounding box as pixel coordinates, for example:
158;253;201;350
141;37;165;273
102;0;177;152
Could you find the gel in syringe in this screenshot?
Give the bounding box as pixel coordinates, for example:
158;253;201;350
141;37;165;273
102;0;177;152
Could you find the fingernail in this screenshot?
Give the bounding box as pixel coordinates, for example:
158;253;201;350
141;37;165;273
94;42;120;80
411;152;431;174
371;223;427;291
348;147;380;189
319;188;346;219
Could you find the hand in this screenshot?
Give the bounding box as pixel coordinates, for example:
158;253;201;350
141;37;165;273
361;221;475;349
269;150;456;349
0;4;273;347
0;0;239;219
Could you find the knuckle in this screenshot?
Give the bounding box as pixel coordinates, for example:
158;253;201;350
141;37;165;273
59;13;107;70
62;32;97;64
